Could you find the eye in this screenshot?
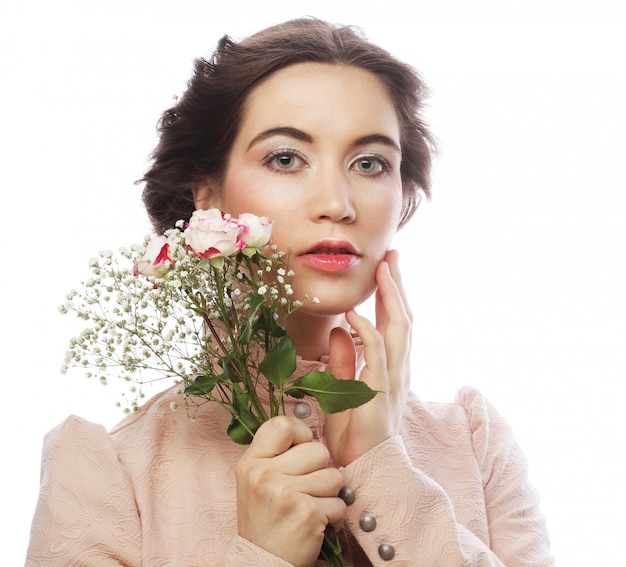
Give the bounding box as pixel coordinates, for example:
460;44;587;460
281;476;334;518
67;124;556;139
263;149;306;173
351;154;390;176
275;154;297;169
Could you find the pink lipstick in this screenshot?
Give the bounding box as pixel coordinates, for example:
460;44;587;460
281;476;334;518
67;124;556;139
298;240;360;273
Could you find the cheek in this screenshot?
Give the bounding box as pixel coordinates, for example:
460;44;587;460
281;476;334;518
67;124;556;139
220;169;291;219
265;220;299;253
368;200;401;244
219;161;261;213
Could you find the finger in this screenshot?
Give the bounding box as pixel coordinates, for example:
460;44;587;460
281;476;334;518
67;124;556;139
297;467;345;498
375;262;411;367
375;260;409;330
345;309;388;387
275;440;332;476
328;327;356;381
318;496;347;529
374;262;392;331
384;249;413;321
247;416;313;459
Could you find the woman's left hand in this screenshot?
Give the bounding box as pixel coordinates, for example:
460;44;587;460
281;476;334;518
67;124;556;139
325;249;412;467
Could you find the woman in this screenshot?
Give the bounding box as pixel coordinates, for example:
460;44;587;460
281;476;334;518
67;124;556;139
26;18;553;566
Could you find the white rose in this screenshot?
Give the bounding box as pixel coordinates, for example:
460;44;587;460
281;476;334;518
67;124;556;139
135;234;178;277
238;213;273;250
184;209;243;258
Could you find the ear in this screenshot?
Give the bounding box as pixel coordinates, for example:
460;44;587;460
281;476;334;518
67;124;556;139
192;182;221;210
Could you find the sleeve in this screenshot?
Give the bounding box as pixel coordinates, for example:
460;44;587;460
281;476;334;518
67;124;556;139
458;387;554;565
25;416;295;567
25;416;142;567
224;536;296;566
340;389;554;566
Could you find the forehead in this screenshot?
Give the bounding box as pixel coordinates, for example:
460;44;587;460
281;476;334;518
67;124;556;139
237;62;400;142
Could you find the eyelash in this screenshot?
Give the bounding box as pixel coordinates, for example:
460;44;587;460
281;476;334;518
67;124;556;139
262;149;307;174
261;149;393;177
351;153;392;177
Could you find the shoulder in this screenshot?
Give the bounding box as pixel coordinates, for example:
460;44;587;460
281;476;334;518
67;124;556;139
401;387;519;468
40;387;184;457
30;420;143;565
108;383;183;436
37;415;138;502
110;383;230;436
42;414;116;460
403;386;512;436
452;386;519;468
107;384;237;468
453;385;509;430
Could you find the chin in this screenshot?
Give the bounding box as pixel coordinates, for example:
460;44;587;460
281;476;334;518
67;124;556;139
300;287;375;316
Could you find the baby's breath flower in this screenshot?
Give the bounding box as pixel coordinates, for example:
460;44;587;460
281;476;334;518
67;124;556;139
61;212;324;420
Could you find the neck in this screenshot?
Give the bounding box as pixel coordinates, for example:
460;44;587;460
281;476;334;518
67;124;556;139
285;311;348;361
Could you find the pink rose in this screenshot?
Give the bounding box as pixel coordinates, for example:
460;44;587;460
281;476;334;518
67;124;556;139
135;234;179;277
238;213;273;250
184;209;243;259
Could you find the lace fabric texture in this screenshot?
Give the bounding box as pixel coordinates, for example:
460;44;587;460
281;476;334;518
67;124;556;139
26;357;554;566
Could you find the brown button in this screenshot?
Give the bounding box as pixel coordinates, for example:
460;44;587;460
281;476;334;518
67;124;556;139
338;486;355;505
359;514;377;532
293;402;311;418
378;543;395;560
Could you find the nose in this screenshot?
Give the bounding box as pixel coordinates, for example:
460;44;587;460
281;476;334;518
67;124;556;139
309;166;356;223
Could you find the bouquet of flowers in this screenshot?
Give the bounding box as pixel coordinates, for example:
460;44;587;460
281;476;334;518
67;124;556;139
60;208;378;566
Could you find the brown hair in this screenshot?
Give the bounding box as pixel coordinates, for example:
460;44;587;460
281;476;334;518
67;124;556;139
140;17;435;234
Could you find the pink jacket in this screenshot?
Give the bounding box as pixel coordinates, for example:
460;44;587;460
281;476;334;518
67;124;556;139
26;357;553;566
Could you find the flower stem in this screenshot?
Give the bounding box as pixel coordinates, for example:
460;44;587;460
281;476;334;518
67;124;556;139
320;526;346;567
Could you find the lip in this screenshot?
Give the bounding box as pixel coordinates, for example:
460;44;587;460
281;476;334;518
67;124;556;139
300;239;359;256
297;239;361;273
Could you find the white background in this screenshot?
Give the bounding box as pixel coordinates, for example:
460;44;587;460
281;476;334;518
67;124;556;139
2;1;624;564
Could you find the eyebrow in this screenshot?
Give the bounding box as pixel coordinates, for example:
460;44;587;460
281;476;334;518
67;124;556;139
247;127;312;149
354;134;401;153
247;127;401;153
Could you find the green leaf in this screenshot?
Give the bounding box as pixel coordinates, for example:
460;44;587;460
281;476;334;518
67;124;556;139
184;374;225;396
253;306;286;338
238;293;265;345
287;371;378;414
227;392;261;444
220;353;241;382
258;335;296;387
227;415;259;444
209;256;225;269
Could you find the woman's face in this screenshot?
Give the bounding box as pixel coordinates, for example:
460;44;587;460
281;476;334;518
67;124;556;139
196;62;403;315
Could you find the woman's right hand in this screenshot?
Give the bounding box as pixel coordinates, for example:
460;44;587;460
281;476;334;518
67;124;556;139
236;416;346;567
